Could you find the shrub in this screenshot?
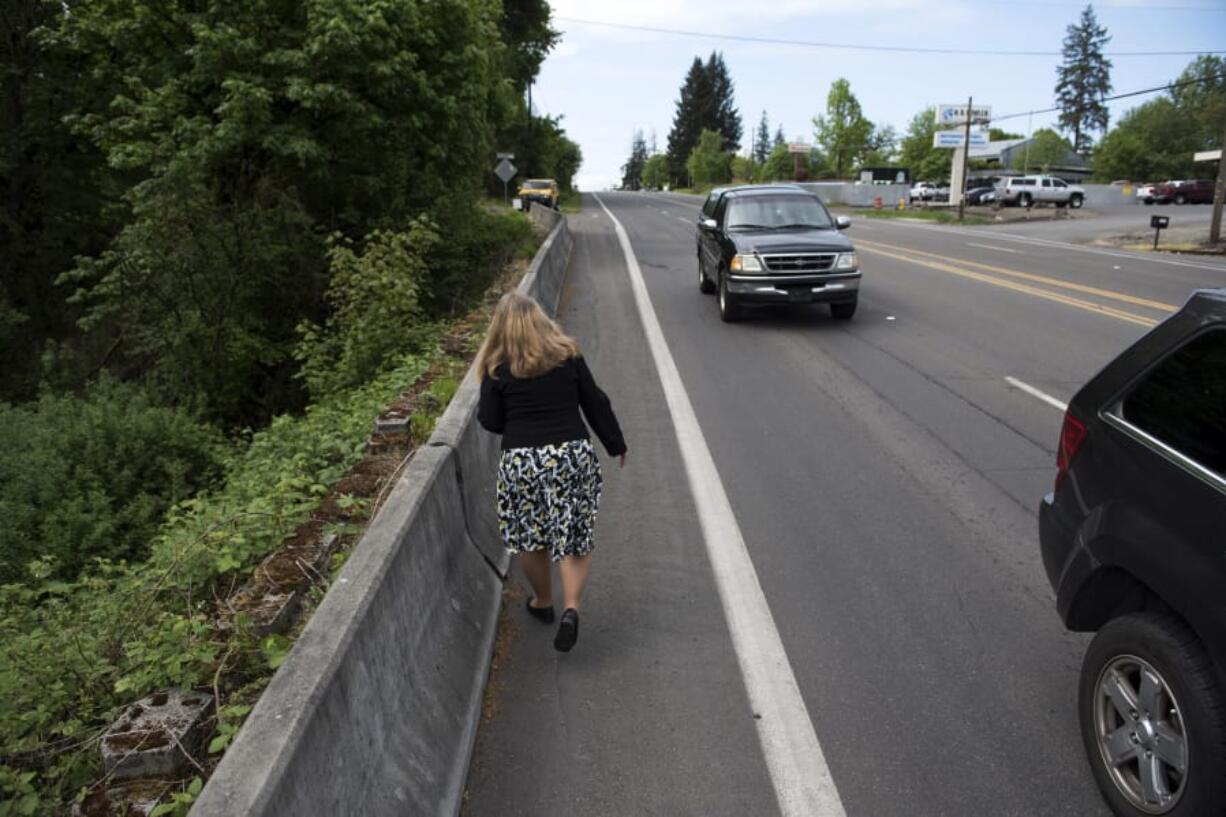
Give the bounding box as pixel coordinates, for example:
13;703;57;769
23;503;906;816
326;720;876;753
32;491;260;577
0;379;227;584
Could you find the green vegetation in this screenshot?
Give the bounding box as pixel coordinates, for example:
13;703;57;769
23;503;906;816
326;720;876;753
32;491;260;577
1055;5;1113;155
0;0;562;809
899;107;950;183
863;209;992;226
813;78;874;179
687;130;733;188
559;190;584;214
641;154;669;191
1093;55;1226;182
1013;129;1077;172
664;53;742;187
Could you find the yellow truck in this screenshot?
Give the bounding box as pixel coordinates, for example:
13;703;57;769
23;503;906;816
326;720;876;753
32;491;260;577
517;178;559;211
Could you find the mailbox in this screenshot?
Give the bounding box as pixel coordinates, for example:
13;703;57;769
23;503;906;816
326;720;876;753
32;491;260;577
1150;215;1170;229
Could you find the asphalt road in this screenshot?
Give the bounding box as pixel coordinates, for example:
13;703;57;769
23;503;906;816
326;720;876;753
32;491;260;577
462;192;1226;817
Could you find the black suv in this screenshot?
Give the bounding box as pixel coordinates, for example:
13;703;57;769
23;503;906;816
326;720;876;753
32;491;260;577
695;186;859;322
1039;289;1226;817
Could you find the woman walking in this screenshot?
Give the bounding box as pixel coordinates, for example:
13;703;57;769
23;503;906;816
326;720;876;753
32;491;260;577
476;293;626;653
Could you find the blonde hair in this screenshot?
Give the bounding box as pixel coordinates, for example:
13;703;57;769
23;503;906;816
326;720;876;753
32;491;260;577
476;293;580;380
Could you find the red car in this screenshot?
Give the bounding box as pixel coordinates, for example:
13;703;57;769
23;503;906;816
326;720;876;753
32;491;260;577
1153;179;1216;205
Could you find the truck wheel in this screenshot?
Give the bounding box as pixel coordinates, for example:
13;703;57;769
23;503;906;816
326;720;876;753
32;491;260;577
1079;613;1226;817
830;300;857;320
718;272;742;323
698;256;715;294
1019;193;1032;208
1175;194;1187;205
1070;194;1084;209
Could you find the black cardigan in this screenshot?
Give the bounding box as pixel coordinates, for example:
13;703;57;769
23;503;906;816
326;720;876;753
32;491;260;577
477;356;627;456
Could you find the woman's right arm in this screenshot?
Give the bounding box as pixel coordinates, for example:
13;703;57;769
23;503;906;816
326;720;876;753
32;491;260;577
477;376;505;434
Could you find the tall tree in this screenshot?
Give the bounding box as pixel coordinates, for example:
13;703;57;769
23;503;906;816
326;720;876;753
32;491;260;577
666;57;715;186
899;107;949;182
1055;5;1113;154
812;78;873;178
754;111;771;164
622;131;648;190
686;129;732;188
774;125;786;147
706;52;742;153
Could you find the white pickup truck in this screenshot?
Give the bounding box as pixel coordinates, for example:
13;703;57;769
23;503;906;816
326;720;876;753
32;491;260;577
999;175;1085;208
909;181;949;203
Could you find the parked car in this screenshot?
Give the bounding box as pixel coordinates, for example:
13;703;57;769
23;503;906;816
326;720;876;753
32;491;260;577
965;185;998;205
517;178;559;210
1154;179;1216;205
999;175;1085;208
1039;288;1226;817
909;181;949;203
1136;183;1158;205
695;185;860;322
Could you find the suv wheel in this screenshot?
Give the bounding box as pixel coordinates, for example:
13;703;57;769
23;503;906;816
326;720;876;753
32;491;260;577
718;271;741;323
830;300;857;320
1019;192;1033;208
698;255;715;294
1079;613;1226;817
1175;194;1187;205
1070;193;1084;209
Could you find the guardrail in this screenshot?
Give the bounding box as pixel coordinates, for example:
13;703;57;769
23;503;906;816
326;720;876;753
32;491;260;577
191;205;571;817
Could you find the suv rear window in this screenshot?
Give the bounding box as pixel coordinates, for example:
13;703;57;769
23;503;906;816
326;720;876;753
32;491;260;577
1122;329;1226;477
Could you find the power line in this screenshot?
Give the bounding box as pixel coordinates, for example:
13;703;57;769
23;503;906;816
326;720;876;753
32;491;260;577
989;70;1226;123
556;16;1226;58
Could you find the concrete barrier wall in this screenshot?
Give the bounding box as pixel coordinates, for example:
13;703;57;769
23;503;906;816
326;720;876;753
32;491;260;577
192;209;573;817
795;182;910;207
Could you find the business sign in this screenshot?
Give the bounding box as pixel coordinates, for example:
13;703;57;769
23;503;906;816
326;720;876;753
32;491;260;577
787;142;814;154
933;129;989;149
496;151;515;160
935;104;992;126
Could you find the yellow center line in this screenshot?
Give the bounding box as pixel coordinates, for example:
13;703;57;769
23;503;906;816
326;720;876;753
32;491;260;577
857;238;1178;314
859;243;1159;328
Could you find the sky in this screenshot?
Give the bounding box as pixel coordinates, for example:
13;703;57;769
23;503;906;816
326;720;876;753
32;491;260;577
531;0;1226;190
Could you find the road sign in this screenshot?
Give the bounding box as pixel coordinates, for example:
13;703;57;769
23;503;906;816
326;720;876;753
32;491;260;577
933;129;988;149
935;103;992;126
787;142;813;154
1194;149;1222;162
496;151;515;160
494;158;517;183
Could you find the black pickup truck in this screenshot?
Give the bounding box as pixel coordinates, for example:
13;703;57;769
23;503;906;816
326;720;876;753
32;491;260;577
695;185;860;322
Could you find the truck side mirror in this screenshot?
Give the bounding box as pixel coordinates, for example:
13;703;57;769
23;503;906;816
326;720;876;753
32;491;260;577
835;216;851;230
701;218;717;230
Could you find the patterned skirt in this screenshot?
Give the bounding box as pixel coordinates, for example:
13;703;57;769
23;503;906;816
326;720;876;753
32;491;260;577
497;439;603;562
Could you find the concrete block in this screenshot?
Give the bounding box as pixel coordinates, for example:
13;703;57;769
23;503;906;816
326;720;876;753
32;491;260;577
191;446;501;817
102;689;213;781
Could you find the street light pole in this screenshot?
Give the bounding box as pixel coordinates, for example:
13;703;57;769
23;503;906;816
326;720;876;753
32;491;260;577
958;96;973;223
1211;117;1226;245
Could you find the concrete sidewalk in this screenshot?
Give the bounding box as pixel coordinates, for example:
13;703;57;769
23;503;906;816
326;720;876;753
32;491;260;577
461;206;778;817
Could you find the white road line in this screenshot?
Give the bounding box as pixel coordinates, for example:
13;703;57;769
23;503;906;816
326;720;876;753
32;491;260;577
593;194;846;817
677;216;691;224
1004;376;1068;412
966;242;1020;254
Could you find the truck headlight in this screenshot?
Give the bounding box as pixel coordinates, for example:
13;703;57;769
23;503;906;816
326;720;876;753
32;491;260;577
836;252;858;270
730;254;764;273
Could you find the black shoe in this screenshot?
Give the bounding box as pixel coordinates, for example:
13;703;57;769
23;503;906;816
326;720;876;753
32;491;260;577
526;598;555;623
554;608;579;652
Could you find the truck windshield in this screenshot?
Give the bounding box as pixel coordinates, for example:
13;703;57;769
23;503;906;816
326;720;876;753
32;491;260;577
523;181;551;189
725;196;833;230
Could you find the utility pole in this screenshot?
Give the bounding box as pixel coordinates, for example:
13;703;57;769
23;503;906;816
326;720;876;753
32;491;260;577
958;96;973;223
1211;117;1226;245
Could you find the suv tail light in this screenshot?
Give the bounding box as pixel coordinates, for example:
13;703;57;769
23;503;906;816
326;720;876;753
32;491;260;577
1055;411;1087;490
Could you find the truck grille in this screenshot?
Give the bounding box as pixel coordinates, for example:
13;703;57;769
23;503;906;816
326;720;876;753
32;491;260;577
760;253;837;273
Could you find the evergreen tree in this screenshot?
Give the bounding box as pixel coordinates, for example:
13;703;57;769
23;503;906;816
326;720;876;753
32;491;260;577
812;78;873;178
621;131;649;190
774;125;786;147
666;57;715;186
706;52;742;152
754;111;771;164
1055;5;1113;154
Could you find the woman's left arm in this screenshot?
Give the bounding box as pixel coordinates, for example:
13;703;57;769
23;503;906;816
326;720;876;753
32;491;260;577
477;375;506;434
